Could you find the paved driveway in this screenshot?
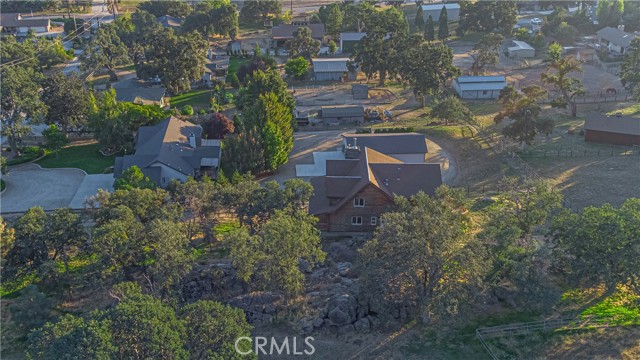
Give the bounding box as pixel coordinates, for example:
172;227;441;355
1;164;113;214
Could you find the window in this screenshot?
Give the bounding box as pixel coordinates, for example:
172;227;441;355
370;216;377;226
351;216;363;225
482;90;488;95
353;198;365;207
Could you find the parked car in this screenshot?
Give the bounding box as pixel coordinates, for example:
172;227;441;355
383;110;393;120
369;110;380;120
530;18;542;25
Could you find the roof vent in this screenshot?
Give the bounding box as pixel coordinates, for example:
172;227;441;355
188;133;197;148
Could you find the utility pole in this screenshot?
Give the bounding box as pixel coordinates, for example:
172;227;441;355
73;14;78;34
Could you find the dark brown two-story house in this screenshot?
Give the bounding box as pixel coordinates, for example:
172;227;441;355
309;147;442;232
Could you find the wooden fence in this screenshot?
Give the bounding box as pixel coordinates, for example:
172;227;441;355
476;315;618;359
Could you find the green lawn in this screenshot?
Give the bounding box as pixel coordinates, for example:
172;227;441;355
36;143;117;174
170;89;213;109
228;56;251;75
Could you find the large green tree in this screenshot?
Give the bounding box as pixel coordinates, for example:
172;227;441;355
360;187;486;323
41;72;91;133
0;65;46;156
81;24;129;81
458;0;517;35
621;38;640;101
551;198;640;295
430;95;475;125
479;177;562;307
399;40;460;105
494;85;552;148
228;210;326;296
326;4;344;38
352;6;408;85
437;6;449;40
180;301;255;360
138;0;192;17
471;33;504;74
424;15;435;41
286;27;321;59
414;5;425;33
541;55;585;117
3;207;86;281
239;0;281;22
284;56;309;79
183;0;238;39
242;92;294;171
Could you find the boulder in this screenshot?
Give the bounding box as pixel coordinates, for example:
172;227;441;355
326;294;357;326
338;324;355;335
313;318;324;328
354;317;370;333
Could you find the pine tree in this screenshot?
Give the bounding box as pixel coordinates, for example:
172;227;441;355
438;6;449;40
414;5;425;33
425;15;435;41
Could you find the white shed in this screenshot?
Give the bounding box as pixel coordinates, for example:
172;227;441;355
453;76;507;99
507;40;535;59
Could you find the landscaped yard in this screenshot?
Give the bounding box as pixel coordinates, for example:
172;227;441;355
169;89;213;109
228;56;251;76
36;143;117;174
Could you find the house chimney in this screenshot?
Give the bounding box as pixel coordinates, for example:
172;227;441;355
188;133;197;148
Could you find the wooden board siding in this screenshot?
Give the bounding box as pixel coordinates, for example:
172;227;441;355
326;184;392;232
585;130;640;146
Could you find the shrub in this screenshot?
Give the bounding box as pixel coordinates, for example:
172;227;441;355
181;105;194;116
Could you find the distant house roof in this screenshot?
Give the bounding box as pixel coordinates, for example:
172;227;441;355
343;133;428;155
596;26;637;48
157;15;183;29
309;147;442;215
509;40;534;51
312;58;351;73
454;75;507;92
114;117;221;185
340;32;367;41
114;87;166;106
584;113;640;136
320;105;365;118
271;23;325;40
421;3;460;11
0;13;51;28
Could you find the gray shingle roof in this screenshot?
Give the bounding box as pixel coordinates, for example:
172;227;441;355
596;26;637;48
271;24;325;39
114;87;166;105
343;133;429;155
584;113;640;136
114;117;221;185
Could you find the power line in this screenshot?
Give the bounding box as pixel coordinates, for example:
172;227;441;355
1;13;109;69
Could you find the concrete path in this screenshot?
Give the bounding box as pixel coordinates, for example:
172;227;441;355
426;138;458;184
0;164;114;214
68;174;115;209
1;164;85;213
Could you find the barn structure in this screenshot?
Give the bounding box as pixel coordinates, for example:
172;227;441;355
452;76;507;99
421;3;460;22
320;105;365;125
312;58;357;81
507;40;536;58
584;113;640;146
